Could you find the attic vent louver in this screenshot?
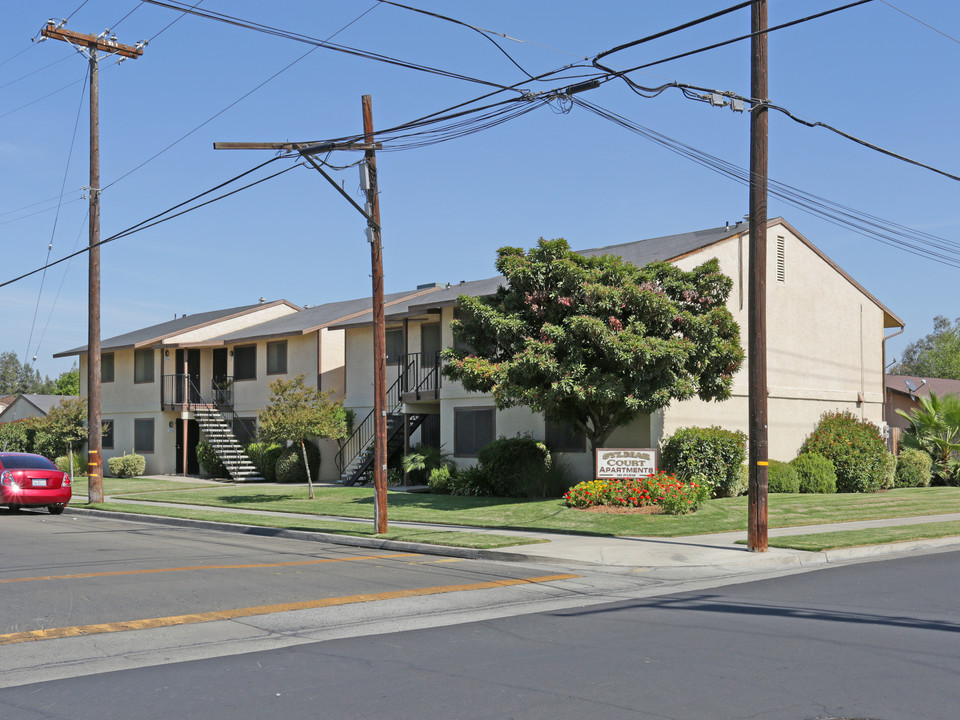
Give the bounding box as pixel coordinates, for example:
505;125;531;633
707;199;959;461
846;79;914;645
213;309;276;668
776;236;785;283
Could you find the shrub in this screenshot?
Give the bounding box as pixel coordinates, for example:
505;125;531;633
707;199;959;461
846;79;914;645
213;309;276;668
790;452;837;494
107;453;145;478
660;426;747;497
881;451;897;490
427;465;454;494
563;474;712;515
275;441;321;484
196;440;229;478
767;460;800;493
799;411;888;493
448;464;494;496
476;435;551;497
55;452;86;476
402;444;455;485
245;441;283;483
895;448;933;488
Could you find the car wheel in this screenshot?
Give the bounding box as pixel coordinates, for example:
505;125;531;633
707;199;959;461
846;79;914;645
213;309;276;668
48;504;66;515
8;504;22;512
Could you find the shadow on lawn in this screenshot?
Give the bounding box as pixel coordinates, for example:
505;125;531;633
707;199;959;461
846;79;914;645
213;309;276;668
216;493;300;505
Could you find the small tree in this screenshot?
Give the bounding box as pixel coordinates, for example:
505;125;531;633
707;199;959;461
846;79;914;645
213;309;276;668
442;238;744;474
257;375;348;499
35;396;88;459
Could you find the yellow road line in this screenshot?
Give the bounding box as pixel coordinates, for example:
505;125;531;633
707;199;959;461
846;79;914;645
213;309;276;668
0;573;579;646
0;553;422;585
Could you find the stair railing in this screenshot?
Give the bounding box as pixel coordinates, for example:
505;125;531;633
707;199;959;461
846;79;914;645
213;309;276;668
400;351;442;400
335;369;408;475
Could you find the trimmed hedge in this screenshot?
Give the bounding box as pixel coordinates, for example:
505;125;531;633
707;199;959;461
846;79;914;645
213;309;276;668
767;460;800;493
799;411;889;493
895;448;933;488
275;441;321;484
790;452;837;494
660;426;748;497
107;453;145;478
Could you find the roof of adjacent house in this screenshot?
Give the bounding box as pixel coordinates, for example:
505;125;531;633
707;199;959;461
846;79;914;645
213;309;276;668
0;393;77;420
885;374;960;400
54;300;301;357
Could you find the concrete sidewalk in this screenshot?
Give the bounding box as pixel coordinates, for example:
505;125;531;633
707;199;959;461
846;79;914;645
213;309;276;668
69;480;960;572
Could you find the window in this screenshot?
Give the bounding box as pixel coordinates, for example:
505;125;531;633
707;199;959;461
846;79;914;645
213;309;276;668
386;328;404;365
233;417;257;445
545;418;586;453
454;406;495;457
267;341;287;375
134;418;155;453
421;323;441;367
102;420;114;449
134;349;154;383
102;352;115;383
233;345;256;381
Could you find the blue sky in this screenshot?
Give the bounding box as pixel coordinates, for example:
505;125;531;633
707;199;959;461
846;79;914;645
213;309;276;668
2;0;958;379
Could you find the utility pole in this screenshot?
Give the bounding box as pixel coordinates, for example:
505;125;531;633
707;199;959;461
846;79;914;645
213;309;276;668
214;97;389;533
40;22;143;503
747;0;769;552
362;95;389;535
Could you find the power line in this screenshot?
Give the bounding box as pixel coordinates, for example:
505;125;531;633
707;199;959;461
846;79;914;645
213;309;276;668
375;0;536;79
573;97;960;269
103;2;380;191
25;70;88;363
880;0;960;45
0;157;298;290
594;0;875;77
138;0;517;91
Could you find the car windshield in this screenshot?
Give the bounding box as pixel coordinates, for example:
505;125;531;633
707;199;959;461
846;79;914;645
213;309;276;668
0;455;58;471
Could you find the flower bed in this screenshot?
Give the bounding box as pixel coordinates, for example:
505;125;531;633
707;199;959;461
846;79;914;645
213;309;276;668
563;473;711;515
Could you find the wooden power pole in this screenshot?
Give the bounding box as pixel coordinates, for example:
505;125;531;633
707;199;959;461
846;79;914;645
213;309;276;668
747;0;769;552
214;96;388;533
40;22;143;503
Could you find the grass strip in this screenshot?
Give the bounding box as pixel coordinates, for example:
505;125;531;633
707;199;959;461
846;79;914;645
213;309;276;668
108;485;960;538
84;502;544;550
73;478;220;496
737;522;960;552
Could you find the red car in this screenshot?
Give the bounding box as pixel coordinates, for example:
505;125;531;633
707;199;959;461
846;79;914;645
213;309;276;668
1;452;72;514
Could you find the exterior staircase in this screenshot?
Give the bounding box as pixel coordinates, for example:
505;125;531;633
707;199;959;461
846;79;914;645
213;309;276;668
193;405;263;482
338;412;429;486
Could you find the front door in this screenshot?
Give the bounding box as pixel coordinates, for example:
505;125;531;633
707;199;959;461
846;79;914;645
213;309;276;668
175;419;200;475
175;349;202;403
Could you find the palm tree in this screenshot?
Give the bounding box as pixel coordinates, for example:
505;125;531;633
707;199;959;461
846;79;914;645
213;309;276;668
897;391;960;484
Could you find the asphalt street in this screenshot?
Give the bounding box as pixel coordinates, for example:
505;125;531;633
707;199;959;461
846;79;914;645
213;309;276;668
3;547;958;720
2;511;959;719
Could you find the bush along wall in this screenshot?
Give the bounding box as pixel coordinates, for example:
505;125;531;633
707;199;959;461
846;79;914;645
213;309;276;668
660;426;747;498
790;452;837;494
798;411;890;493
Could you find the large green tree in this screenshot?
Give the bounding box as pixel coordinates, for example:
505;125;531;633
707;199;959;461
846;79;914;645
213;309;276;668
442;238;745;463
257;375;348;499
894;316;960;380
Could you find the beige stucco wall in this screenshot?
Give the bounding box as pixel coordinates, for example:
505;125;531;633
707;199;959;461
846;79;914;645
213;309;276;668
663;223;888;460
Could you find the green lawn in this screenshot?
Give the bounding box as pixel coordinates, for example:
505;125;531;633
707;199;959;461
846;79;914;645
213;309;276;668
750;521;960;552
73;477;224;496
106;484;960;538
85;502;542;549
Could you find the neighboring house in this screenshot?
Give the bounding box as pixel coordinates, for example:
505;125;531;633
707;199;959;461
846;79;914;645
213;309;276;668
0;395;18;415
0;394;77;423
884;374;960;451
333;218;903;482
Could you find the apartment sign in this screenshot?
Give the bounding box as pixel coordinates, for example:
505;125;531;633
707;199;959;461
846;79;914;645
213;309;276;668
595;449;658;479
